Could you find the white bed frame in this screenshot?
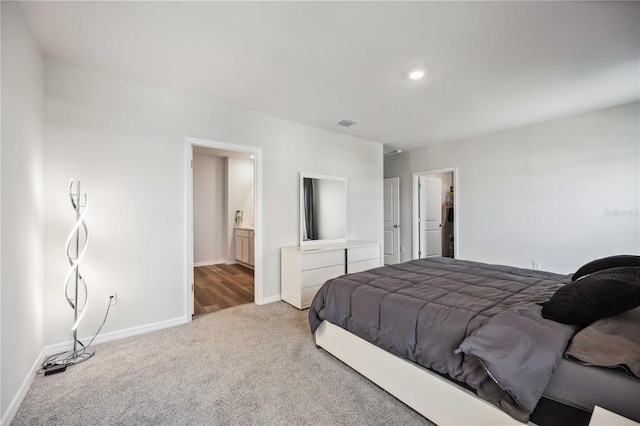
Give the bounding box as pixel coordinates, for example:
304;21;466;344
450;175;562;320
315;321;640;426
315;320;523;426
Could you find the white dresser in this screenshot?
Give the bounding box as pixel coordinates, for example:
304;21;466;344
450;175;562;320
281;240;382;309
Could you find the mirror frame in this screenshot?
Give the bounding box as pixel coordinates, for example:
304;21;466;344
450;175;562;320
299;173;347;247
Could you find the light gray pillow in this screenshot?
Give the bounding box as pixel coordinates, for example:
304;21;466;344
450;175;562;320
565;306;640;378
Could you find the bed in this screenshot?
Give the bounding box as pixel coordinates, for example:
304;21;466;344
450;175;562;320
308;257;640;425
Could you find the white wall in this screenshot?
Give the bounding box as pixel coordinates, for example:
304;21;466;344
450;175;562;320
43;59;383;345
1;2;45;421
226;157;255;262
385;102;640;273
193;154;226;265
228;157;255;225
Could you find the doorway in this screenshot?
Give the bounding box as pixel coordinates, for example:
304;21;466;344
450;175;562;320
191;146;256;315
185;137;263;322
412;168;458;260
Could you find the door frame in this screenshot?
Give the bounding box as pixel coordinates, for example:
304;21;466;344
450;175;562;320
185;136;264;322
412;167;459;260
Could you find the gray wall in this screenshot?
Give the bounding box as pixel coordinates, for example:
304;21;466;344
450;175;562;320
42;58;384;346
193;154;226;265
1;10;383;416
385;102;639;273
1;2;45;420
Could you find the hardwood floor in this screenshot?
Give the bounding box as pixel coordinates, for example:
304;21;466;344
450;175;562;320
194;264;254;316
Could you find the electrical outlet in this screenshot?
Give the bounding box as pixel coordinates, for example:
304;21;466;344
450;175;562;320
107;292;118;306
532;261;541;271
400;246;405;253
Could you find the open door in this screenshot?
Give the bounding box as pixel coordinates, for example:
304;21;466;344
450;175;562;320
185;137;263;323
383;177;400;264
413;168;457;261
419;176;442;258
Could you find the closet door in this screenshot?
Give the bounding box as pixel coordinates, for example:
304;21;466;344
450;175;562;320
419;176;442;258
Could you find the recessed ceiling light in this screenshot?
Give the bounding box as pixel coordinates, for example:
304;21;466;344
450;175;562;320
409;70;425;80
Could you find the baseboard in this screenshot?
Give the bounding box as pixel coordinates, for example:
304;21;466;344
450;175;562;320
193;259;226;267
257;294;281;305
1;347;45;426
42;316;188;356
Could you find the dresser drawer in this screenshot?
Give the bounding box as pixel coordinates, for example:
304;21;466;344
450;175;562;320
301;284;323;309
301;264;345;288
348;245;380;263
281;242;379;311
347;258;380;274
301;250;345;270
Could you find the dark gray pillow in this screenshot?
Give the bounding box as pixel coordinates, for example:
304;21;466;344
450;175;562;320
542;267;640;325
572;255;640;281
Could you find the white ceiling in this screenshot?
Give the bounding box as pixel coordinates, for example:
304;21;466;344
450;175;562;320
20;1;639;151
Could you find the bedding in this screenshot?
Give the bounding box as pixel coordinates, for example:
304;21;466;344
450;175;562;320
543;357;640;422
564;306;640;378
309;257;575;423
456;304;578;413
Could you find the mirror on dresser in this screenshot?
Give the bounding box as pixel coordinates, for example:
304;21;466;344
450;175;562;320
281;173;381;310
299;173;347;247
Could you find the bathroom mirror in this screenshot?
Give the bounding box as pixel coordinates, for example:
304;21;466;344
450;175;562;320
300;173;347;247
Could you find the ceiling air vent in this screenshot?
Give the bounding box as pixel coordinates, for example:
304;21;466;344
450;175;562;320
336;118;359;128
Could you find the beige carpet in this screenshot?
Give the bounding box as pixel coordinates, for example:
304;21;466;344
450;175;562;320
12;302;434;425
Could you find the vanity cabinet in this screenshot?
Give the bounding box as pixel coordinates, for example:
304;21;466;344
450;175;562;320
249;232;254;266
281;241;382;309
235;228;255;268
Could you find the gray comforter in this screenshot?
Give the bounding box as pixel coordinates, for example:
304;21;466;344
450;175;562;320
309;257;577;423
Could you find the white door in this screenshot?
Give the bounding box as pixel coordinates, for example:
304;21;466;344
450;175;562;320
383;177;400;264
419;176;442;258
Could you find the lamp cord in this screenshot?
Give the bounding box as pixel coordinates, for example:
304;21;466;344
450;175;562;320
37;301;112;374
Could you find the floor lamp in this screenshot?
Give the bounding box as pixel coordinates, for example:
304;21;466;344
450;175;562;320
62;179;94;364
